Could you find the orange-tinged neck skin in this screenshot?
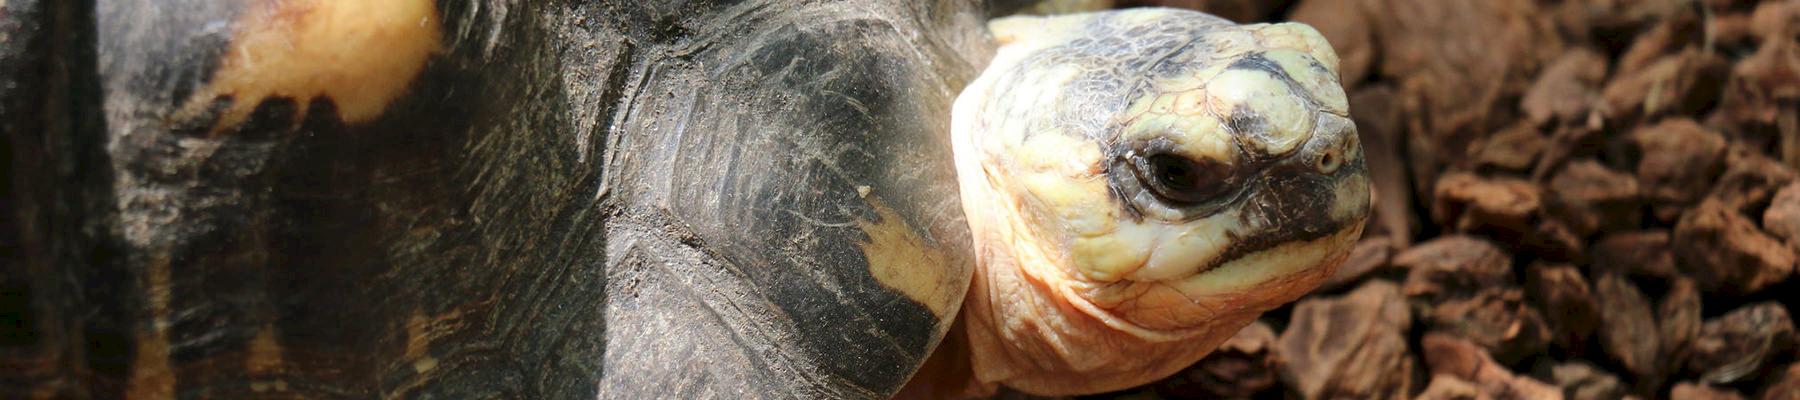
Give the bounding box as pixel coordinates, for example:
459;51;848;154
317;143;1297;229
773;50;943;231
930;155;1354;397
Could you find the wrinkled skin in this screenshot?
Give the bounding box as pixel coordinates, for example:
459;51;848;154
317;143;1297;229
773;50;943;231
910;8;1370;397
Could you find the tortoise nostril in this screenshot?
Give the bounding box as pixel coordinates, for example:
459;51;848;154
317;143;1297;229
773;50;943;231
1317;149;1341;173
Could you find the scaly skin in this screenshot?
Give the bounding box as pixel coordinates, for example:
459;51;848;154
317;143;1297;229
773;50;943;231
912;8;1370;397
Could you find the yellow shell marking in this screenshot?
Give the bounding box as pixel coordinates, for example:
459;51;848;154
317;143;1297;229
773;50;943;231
245;325;292;393
125;254;174;400
858;198;966;319
188;0;441;132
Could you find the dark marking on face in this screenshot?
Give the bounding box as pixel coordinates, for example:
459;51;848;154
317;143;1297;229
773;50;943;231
1225;52;1286;76
1240;163;1341;237
1208;142;1369;273
1225;104;1270;152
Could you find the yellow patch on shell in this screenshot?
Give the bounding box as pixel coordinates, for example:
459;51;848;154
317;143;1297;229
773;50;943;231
403;307;464;375
126;321;175;398
246;325;286;375
246;325;292;393
126;254;175;400
857;198;966;319
187;0;441;132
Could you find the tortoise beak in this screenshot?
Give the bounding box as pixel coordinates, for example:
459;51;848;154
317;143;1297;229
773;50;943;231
1139;111;1368;329
1240;111;1370;244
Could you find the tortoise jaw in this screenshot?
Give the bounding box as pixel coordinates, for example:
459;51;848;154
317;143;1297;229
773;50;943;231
1164;217;1363;301
1062;218;1363;338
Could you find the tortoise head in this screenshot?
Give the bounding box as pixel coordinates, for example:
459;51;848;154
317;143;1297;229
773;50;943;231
947;9;1368;394
1072;22;1369;331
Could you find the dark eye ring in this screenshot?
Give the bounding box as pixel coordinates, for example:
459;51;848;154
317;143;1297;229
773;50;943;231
1131;153;1234;205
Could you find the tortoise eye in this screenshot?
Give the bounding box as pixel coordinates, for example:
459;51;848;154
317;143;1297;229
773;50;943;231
1133;153;1234;205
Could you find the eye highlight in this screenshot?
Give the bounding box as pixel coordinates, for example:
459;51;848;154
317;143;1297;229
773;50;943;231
1132;153;1234;205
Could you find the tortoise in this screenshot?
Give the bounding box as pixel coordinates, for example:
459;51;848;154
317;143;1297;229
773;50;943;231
0;1;1362;398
